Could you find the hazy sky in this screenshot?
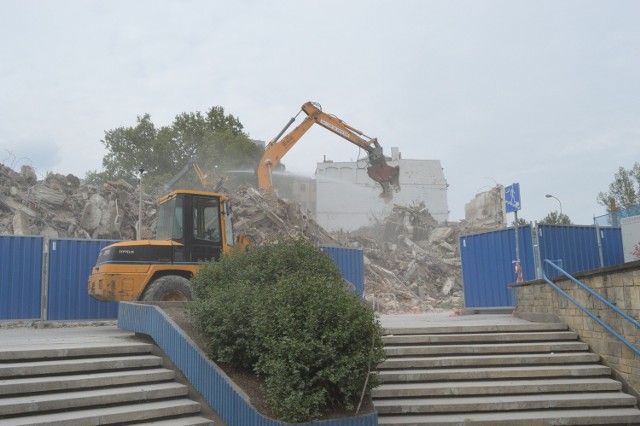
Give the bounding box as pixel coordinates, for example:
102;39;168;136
2;1;638;225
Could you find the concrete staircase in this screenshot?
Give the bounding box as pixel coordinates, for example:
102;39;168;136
374;320;640;425
0;338;214;425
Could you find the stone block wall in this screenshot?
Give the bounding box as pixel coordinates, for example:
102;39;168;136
513;261;640;395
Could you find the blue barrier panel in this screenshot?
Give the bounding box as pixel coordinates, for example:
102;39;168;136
118;303;378;426
460;226;534;308
599;226;624;266
538;225;623;276
47;239;119;320
0;235;43;320
321;246;365;297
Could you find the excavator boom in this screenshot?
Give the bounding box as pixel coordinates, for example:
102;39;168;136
257;102;400;198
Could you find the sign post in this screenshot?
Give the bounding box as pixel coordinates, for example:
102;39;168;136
505;183;523;282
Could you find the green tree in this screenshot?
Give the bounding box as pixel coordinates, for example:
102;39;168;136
512;217;528;226
93;107;263;187
597;163;640;213
539;211;572;225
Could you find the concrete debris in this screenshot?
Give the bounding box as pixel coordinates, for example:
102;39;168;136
0;164;154;240
229;187;338;246
332;201;469;314
0;164;482;314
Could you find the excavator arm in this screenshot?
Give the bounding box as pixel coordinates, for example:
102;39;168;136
257;102;400;199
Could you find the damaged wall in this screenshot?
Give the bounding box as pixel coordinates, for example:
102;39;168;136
315;151;449;232
464;185;506;228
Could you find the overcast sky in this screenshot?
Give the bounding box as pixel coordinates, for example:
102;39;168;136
1;1;638;225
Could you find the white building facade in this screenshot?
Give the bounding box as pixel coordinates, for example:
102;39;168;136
315;149;449;231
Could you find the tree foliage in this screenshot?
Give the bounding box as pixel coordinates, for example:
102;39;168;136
511;217;528;226
539;211;572;225
91;106;264;187
597;162;640;213
189;239;385;423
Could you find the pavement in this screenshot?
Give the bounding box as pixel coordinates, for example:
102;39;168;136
0;311;532;347
0;324;136;348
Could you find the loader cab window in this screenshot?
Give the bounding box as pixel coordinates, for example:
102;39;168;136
156;196;184;241
193;196;221;242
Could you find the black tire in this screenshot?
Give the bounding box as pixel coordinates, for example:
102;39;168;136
141;275;192;301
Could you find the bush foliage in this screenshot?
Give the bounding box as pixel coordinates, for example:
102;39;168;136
190;239;385;423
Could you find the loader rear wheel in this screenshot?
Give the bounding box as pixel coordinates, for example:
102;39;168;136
141;275;192;301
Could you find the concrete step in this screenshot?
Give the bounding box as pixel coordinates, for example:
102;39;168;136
384;322;567;336
0;368;176;396
0;382;189;415
372;377;622;398
129;417;215;425
377;407;640;425
0;399;203;426
384;341;588;356
0;355;163;377
379;351;600;369
382;330;579;345
0;342;154;361
374;391;637;414
377;363;612;382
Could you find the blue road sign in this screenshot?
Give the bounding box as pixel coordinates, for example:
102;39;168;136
505;183;521;213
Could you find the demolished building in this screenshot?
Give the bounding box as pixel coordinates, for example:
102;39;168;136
0;163;465;314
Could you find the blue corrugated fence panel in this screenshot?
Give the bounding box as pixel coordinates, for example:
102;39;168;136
320;246;365;297
47;239;119;320
460;226;534;308
0;235;43;320
538;225;623;275
538;225;598;276
599;227;624;266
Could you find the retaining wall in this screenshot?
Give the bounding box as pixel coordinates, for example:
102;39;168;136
513;260;640;394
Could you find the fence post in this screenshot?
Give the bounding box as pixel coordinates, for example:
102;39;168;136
532;223;542;279
40;238;50;322
595;224;605;268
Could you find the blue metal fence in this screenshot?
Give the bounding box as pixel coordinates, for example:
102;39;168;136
0;237;365;321
47;239;119;320
460;225;534;308
321;246;365;297
594;204;640;227
598;226;625;267
461;224;624;308
538;225;623;277
0;235;43;320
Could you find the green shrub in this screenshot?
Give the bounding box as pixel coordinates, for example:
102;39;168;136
190;239;385;423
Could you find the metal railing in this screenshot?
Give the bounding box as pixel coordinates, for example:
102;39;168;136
542;259;640;356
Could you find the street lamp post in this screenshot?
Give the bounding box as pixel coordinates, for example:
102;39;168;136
545;194;563;215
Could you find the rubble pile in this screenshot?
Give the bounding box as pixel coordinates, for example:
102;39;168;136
1;164;465;314
229;187;337;246
0;164;156;240
334;202;464;313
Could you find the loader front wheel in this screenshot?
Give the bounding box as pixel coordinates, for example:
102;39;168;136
141;275;192;301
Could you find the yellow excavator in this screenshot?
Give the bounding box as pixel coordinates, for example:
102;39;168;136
257;101;400;199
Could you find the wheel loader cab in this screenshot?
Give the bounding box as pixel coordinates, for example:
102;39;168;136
88;190;233;302
156;191;223;263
